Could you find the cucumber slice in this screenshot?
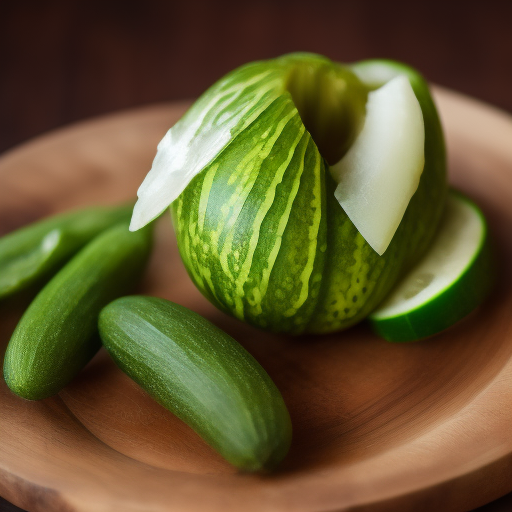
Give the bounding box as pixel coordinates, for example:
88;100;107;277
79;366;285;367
369;191;493;342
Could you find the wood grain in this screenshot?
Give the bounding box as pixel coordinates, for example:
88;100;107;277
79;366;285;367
0;89;511;512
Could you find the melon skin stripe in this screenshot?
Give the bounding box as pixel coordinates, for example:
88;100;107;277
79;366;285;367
369;193;494;342
170;55;447;334
172;95;328;333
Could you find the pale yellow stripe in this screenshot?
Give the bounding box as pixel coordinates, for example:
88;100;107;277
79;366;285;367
293;147;323;310
257;130;308;303
233;109;300;318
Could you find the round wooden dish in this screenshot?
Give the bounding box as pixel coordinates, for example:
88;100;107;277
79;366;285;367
0;89;511;512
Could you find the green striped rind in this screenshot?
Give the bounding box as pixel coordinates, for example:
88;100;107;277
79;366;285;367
172;55;447;334
0;204;133;299
172;93;328;333
98;296;292;471
3;223;152;400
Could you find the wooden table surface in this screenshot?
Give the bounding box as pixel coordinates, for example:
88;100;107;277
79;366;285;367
1;2;511;511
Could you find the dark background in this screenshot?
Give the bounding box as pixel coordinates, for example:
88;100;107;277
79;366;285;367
1;1;511;511
1;0;511;155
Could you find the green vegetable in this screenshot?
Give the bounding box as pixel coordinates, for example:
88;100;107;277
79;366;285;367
130;53;447;334
0;203;133;299
3;223;152;400
98;296;292;472
369;191;493;342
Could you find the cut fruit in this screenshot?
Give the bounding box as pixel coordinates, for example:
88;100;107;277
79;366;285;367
369;191;493;342
132;55;447;334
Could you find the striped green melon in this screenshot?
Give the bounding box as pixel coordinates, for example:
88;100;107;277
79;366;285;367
136;54;447;334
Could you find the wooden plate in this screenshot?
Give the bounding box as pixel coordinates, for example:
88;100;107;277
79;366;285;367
1;89;511;512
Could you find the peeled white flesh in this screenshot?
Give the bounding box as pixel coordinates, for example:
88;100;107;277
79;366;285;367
129;111;232;231
330;75;425;255
129;69;281;231
371;194;485;318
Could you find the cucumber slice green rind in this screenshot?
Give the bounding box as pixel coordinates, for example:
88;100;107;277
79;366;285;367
3;223;152;400
369;192;494;342
0;203;133;300
98;296;292;472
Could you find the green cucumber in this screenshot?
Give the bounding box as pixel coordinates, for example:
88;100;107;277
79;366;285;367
3;223;152;400
0;203;133;299
369;191;493;342
98;296;292;472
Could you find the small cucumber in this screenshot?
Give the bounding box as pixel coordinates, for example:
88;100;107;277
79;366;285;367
0;203;133;299
3;223;152;400
98;296;292;472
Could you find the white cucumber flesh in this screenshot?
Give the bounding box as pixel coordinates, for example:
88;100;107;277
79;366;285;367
330;75;425;255
369;192;493;342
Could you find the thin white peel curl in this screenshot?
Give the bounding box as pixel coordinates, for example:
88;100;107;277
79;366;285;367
330;75;425;255
130;69;281;231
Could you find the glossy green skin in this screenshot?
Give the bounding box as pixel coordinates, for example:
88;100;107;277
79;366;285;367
3;223;152;400
172;55;447;334
0;203;133;300
98;296;292;472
